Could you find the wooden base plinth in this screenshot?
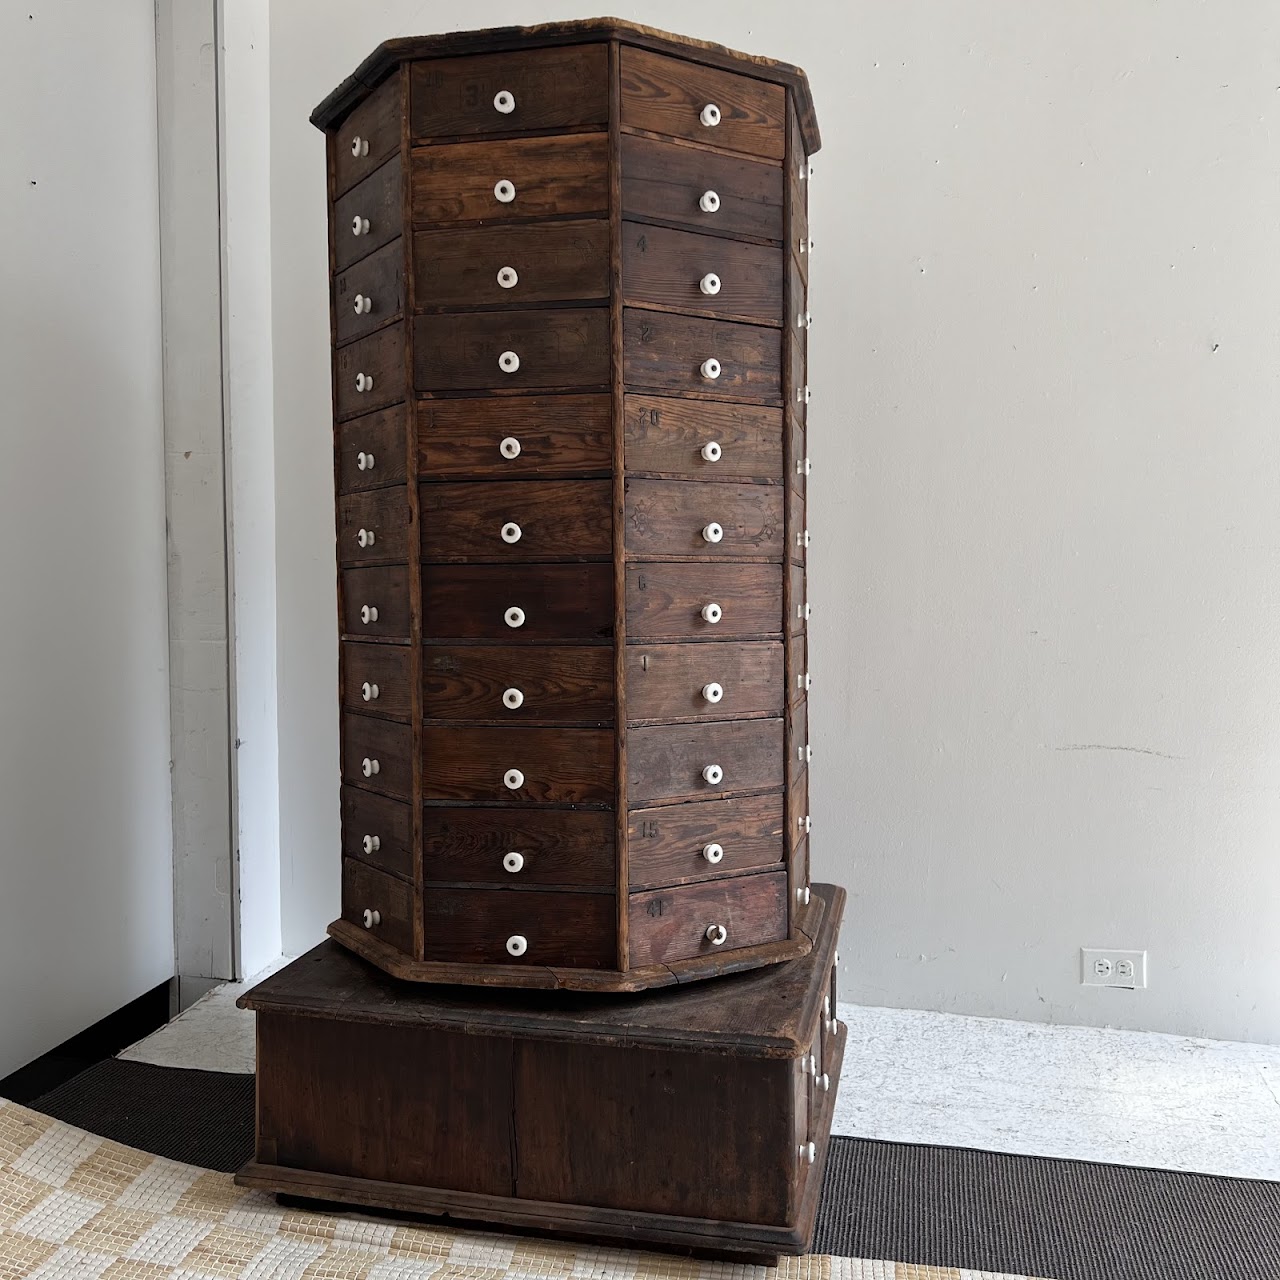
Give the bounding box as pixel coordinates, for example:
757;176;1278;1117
237;885;845;1262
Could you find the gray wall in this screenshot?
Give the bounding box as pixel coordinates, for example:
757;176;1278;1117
266;0;1280;1042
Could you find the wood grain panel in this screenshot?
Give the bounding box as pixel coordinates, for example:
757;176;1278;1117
789;328;807;424
789;482;807;565
625;477;784;559
341;858;414;954
334;322;406;420
337;407;408;495
336;487;411;567
333;155;402;272
788;769;810;854
628;718;784;805
626;641;783;723
787;698;809;787
787;632;808;707
422;726;614;804
341;642;412;722
341;566;411;640
625;562;781;640
422;563;613;641
342;786;413;881
623;310;781;403
342;713;413;801
423;645;613;722
789;415;807;495
333;238;404;345
789;562;807;635
624;394;782;481
331;73;401;198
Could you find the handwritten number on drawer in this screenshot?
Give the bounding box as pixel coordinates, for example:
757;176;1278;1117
646;898;666;918
638;821;660;839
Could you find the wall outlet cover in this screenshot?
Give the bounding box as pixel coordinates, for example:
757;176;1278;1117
1081;948;1148;989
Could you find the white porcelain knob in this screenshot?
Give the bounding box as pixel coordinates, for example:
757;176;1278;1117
800;236;814;255
799;1142;816;1164
356;528;375;548
500;436;521;459
503;687;524;709
350;135;369;158
700;103;721;127
705;923;728;946
361;682;379;702
818;1073;830;1091
362;908;380;928
497;266;519;289
362;834;380;855
699;189;720;213
499;350;520;374
352;215;369;236
804;385;812;404
805;671;813;691
701;682;723;704
702;522;723;544
803;814;812;833
501;521;522;544
797;528;811;549
699;272;721;296
355;372;373;392
503;851;525;873
353;294;371;314
805;743;813;762
798;601;811;620
701;602;722;624
798;884;811;905
797;456;812;477
798;310;812;330
493;89;515;114
361;757;380;777
360;604;379;625
700;441;722;462
504;606;525;628
504;768;525;790
702;763;723;786
506;934;528;956
494;179;516;203
700;357;721;380
702;842;724;864
356;451;375;471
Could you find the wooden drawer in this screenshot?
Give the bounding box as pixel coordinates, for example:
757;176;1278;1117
415;309;609;392
790;415;808;495
342;712;413;801
423;564;612;642
409;45;608;140
341;565;411;640
628;792;785;889
334;323;406;420
789;329;808;426
422;807;614;888
410;134;607;225
788;632;808;707
342;858;414;955
331;73;401;199
787;698;809;786
341;642;413;722
790;563;807;635
628;870;788;967
790;483;807;565
627;641;783;724
624;478;784;560
342;786;413;881
337;407;407;495
337;488;411;567
418;395;611;480
420;479;611;562
621;134;784;243
422;726;613;804
623;310;781;403
794;837;811;909
414;220;609;308
624;395;782;482
620;47;785;160
333;239;404;346
629;718;783;806
788;770;810;853
622;222;782;327
423;645;612;723
333;155;402;272
626;562;781;640
423;888;615;969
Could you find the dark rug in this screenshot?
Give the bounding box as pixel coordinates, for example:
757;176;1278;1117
28;1059;1280;1280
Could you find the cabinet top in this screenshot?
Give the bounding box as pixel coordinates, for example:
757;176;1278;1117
312;16;820;155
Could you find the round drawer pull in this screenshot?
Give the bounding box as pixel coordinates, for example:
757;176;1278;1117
802;814;812;834
702;763;724;786
503;687;524;710
701;682;724;704
699;102;722;128
797;456;812;477
493;89;516;114
506;934;528;957
798;310;812;330
494;179;516;204
800;236;814;256
498;350;521;374
359;604;379;625
354;294;372;314
355;372;373;392
699;189;721;213
361;757;380;777
701;602;722;624
702;842;724;864
805;671;813;691
356;528;375;548
352;215;369;236
504;606;525;628
702;522;723;544
499;436;521;459
798;601;811;621
797;884;811;906
497;266;519;289
361;682;379;702
699;272;722;296
504;768;525;790
700;440;722;462
503;851;525;874
799;1142;816;1165
500;521;522;544
818;1073;831;1091
362;834;381;855
798;528;811;549
350;135;369;158
362;908;381;929
699;357;721;380
705;923;728;946
356;451;375;471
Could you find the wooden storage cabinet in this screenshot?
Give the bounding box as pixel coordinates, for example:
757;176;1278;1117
321;20;819;990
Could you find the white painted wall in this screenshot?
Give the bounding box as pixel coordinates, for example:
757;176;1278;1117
0;1;174;1076
264;0;1280;1042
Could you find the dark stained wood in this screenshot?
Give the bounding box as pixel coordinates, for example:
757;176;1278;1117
628;792;784;889
341;713;414;801
336;487;411;566
415;308;609;391
790;480;807;564
337;407;408;494
627;641;783;723
622;221;783;325
331;72;401;198
789;328;807;424
789;414;807;494
419;479;612;561
423;888;615;967
414;220;609;308
333;155;403;272
623;309;781;403
422;726;614;804
788;769;809;853
422;563;613;641
423;645;613;722
628;717;783;805
333;237;404;345
621;133;784;243
625;561;781;640
341;858;414;953
787;632;808;707
341;565;411;639
341;642;413;722
624;394;782;482
334;322;406;420
620;47;785;160
409;45;609;139
422;806;614;887
417;394;611;479
790;562;807;634
625;476;784;559
410;133;607;225
628;870;789;967
787;697;809;787
342;786;413;880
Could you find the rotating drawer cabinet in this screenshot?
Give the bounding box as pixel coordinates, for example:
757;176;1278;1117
320;19;820;990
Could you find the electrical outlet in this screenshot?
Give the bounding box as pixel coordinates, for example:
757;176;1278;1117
1081;948;1147;989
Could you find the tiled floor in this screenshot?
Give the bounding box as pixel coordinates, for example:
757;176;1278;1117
119;970;1280;1183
